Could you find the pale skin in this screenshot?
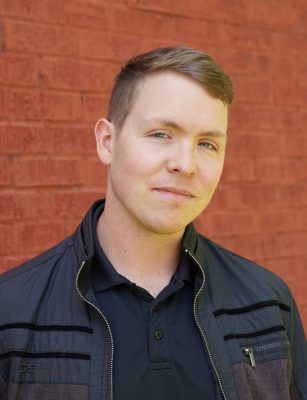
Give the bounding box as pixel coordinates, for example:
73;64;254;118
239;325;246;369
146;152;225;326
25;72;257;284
95;71;228;297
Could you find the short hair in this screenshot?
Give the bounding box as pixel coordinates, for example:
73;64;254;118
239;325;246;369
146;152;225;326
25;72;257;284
107;46;234;130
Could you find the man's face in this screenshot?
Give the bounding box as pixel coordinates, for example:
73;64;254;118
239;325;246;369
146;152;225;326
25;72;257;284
102;71;228;235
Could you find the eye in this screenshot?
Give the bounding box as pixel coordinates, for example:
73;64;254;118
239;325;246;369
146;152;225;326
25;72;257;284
149;131;170;139
199;141;218;151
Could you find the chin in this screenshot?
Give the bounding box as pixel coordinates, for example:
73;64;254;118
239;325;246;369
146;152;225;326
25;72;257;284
140;217;192;236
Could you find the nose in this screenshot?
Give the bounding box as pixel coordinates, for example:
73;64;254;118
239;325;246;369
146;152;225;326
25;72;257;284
166;143;196;176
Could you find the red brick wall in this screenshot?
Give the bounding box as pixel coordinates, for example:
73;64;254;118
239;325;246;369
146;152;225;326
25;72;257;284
0;1;306;329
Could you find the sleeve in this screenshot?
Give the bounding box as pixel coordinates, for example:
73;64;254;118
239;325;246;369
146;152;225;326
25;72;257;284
285;289;307;399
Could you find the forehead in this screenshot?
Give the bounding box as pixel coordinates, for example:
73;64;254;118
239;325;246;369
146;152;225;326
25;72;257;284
126;71;228;133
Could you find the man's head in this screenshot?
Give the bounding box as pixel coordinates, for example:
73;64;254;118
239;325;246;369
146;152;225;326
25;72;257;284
107;46;233;132
95;47;233;236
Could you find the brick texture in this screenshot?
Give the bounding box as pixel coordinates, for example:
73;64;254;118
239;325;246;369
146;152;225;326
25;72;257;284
0;0;306;330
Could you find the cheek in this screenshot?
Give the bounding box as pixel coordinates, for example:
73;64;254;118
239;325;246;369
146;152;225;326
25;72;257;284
198;162;224;192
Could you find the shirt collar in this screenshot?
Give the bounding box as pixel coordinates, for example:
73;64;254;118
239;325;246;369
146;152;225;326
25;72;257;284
171;250;194;285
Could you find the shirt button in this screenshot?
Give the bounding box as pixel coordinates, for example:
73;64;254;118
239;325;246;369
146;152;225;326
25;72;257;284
153;304;159;311
154;330;163;341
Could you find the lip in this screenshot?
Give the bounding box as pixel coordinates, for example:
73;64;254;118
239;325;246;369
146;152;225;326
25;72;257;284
152;187;195;200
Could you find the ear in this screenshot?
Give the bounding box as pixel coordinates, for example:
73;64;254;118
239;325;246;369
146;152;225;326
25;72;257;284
94;118;115;165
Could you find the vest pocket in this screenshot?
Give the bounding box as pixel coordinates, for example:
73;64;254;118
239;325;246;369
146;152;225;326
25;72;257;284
7;382;88;400
242;340;290;368
233;338;293;400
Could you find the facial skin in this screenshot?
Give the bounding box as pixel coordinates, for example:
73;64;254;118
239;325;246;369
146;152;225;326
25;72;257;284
95;71;228;238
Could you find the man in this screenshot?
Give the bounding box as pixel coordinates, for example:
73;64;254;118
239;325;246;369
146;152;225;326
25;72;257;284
0;47;306;399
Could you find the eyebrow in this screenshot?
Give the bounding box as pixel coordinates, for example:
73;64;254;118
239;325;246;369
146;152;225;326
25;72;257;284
142;118;227;139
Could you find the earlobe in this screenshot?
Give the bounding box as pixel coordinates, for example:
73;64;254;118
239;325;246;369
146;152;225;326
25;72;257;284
94;118;114;165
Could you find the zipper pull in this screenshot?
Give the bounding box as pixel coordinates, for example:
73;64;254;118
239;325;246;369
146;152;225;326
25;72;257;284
244;347;256;368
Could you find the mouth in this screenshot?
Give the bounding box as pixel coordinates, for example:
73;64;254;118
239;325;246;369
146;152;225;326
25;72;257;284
152;187;195;201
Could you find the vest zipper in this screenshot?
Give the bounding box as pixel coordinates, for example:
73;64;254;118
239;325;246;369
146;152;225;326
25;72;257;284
76;260;114;400
185;249;227;400
243;340;290;368
244;347;256;367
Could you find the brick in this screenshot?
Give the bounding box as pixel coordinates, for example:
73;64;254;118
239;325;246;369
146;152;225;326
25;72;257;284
232;78;273;104
243;1;304;31
14;157;82;187
269;55;296;79
15;221;77;254
213;233;281;260
218;49;256;77
212;183;282;211
169;19;273;53
0;190;99;222
0;192;20;220
46;1;112;30
0;0;107;29
0;191;51;221
297;209;307;230
8;90;82;122
38;57;118;93
279;231;307;257
0;1;171;38
52;190;102;219
0;256;28;272
0;0;41;20
280;133;307;156
0;54;38;87
262;257;307;282
0;20;5;52
287;280;307;307
272;30;307;55
51;125;95;156
4;19;142;62
140;0;304;32
221;50;294;79
226;133;279;158
0;224;14;255
78;31;143;62
297;303;307;331
228;105;251;132
254;158;307;184
4;19;77;57
79;157;108;188
300;109;307;131
298;58;307;77
250;106;297;131
101;5;172;38
0;157;12;186
273;82;307;106
0;125;54;155
279;183;307;207
81;94;108;123
0;90;8;119
253;210;301;234
222;158;256;183
196;211;254;237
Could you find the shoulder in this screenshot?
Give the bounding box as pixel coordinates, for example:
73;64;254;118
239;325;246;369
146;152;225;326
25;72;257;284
0;235;75;285
198;234;293;304
0;235;77;323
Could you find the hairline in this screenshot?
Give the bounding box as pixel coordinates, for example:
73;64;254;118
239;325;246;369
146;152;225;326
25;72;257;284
112;69;230;134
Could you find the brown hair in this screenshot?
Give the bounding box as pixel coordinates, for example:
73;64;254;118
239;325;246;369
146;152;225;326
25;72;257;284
107;46;233;130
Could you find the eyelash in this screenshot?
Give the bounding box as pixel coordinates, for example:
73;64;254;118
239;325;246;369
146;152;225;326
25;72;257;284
150;132;169;139
149;132;218;151
199;141;218;151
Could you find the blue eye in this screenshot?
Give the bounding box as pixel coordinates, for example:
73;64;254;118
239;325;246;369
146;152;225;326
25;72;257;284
150;132;169;138
199;141;217;151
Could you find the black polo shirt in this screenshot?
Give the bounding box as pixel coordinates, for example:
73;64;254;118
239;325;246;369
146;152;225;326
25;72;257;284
91;211;216;399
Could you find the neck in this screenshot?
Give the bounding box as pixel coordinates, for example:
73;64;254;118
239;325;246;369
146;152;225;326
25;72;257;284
96;200;185;297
